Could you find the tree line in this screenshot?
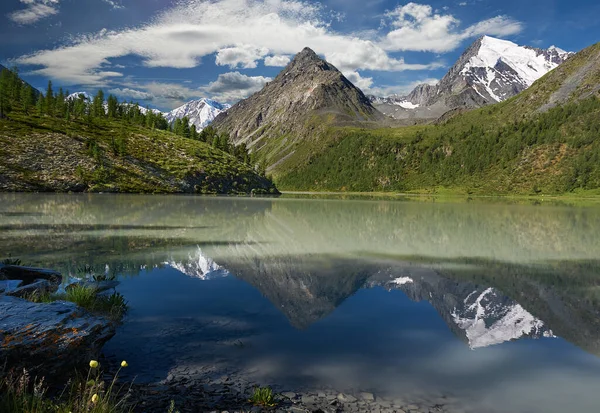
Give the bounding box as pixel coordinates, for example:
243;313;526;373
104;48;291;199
0;66;258;170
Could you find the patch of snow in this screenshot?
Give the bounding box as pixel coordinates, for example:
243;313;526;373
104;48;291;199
391;276;414;285
393;100;420;109
164;98;230;131
164;247;230;280
452;287;553;349
462;36;569;102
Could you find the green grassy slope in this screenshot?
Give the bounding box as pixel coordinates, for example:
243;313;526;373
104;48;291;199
275;42;600;195
0;112;278;194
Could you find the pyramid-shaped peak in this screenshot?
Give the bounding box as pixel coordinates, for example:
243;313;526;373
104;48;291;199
296;47;320;59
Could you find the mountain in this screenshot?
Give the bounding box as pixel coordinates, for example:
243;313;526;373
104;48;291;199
164;98;230;131
1;64;41;98
277;40;600;195
369;272;553;349
164;247;230;281
211;47;384;172
371;36;573;121
67;91;92;101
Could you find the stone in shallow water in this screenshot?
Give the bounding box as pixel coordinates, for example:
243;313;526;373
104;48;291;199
0;264;62;285
6;279;53;298
360;392;375;401
0;295;115;380
337;393;357;403
0;280;22;292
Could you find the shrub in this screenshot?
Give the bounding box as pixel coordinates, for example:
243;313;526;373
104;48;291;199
250;386;276;407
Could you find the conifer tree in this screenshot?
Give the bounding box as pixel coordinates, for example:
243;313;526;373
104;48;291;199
45;81;54;116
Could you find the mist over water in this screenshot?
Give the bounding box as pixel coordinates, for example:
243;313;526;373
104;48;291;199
2;193;600;413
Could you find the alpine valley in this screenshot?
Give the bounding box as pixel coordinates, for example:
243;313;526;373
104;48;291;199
210;35;600;195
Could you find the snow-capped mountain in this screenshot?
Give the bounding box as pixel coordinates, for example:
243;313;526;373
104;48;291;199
164;247;230;280
451;287;554;349
370;35;573;121
371;268;554;349
67;91;92;101
164;98;230;130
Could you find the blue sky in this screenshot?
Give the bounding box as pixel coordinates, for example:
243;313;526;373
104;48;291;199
1;0;598;111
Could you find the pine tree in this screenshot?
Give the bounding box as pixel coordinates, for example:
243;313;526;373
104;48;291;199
181;116;191;139
93;90;105;118
36;92;45;116
20;85;33;114
107;95;118;119
45;81;54;116
55;88;65;118
0;68;10;118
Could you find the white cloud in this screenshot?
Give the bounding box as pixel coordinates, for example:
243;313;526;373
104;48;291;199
12;0;523;101
382;2;523;52
200;71;271;102
108;87;154;100
14;0;456;85
344;71;373;91
215;45;269;69
8;0;60;25
264;55;291;67
102;0;124;9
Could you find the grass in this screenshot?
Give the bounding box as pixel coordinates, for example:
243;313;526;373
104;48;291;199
26;285;128;322
0;111;276;195
0;360;133;413
250;386;276;407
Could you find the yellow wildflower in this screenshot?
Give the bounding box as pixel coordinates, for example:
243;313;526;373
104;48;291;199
121;360;128;367
91;394;99;403
89;360;99;368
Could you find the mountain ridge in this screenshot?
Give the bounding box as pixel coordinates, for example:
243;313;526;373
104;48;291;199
210;47;384;171
370;36;574;121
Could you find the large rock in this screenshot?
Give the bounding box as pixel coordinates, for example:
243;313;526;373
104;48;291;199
0;264;62;287
0;295;115;380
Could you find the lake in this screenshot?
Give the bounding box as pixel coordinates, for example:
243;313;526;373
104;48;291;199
2;193;600;413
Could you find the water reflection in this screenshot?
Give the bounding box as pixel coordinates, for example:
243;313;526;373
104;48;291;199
3;193;600;412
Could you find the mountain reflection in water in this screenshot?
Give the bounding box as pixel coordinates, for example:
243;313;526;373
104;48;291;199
2;193;600;413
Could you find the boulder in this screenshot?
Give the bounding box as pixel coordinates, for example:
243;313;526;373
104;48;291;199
0;264;62;286
6;279;53;298
66;280;120;293
0;295;115;380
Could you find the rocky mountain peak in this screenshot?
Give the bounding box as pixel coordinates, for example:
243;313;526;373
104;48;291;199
210;46;383;169
370;36;573;122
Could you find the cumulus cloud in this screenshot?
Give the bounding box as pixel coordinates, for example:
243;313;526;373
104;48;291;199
344;71;374;91
14;0;461;85
381;2;523;52
264;55;292;67
8;0;60;25
108;87;154;100
12;0;523;100
216;45;269;69
201;71;271;102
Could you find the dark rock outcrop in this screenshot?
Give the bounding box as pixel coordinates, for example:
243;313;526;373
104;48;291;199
0;295;115;380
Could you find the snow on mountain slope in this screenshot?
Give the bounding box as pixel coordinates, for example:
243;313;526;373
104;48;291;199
164;98;230;130
462;36;571;101
164;247;229;280
370;36;573;120
451;287;554;349
67;91;92;101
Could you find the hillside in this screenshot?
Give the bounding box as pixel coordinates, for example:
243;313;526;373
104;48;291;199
0;68;277;195
275;41;600;195
211;47;384;172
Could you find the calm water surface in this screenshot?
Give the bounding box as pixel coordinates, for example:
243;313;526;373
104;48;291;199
2;193;600;413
